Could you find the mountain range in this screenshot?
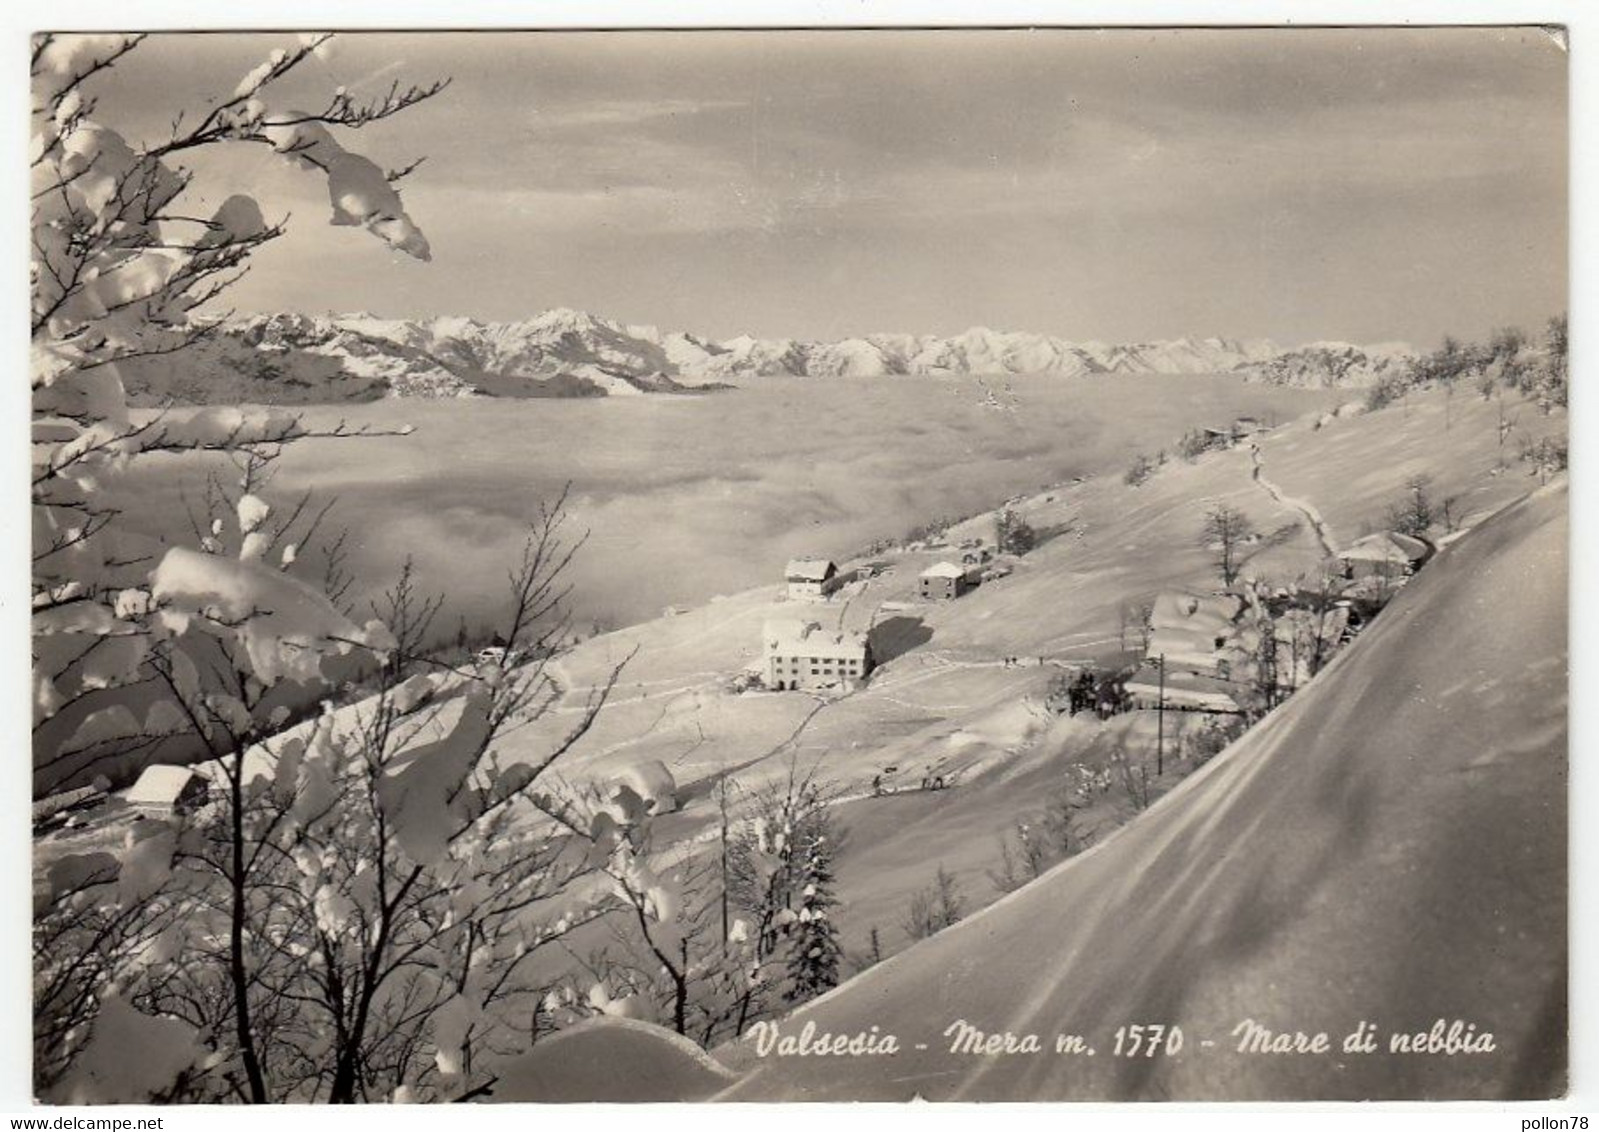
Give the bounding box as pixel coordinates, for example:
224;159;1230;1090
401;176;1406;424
120;307;1416;405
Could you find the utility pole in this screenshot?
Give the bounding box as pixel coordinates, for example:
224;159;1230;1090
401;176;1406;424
718;778;730;954
1156;653;1166;777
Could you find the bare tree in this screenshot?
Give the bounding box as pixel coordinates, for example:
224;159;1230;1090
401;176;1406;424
1439;495;1463;534
1111;753;1152;814
26;36;645;1104
600;844;725;1041
902;864;965;940
988;786;1080;894
41;492;628;1104
1199;503;1255;587
1496;395;1520;470
851;926;885;974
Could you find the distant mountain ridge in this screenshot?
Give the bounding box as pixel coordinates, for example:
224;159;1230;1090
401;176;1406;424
121;307;1416;405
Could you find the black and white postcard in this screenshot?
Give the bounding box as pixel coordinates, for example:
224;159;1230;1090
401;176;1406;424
25;21;1572;1107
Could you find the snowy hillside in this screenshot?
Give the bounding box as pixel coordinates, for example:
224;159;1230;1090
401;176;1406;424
483;481;1565;1102
129;308;1414;403
707;485;1567;1102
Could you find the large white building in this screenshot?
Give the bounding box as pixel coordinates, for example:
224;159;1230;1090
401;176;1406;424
763;619;873;691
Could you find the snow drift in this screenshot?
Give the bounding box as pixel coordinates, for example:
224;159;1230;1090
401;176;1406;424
488;1017;738;1102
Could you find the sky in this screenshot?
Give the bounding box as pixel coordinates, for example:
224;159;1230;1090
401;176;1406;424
89;27;1567;348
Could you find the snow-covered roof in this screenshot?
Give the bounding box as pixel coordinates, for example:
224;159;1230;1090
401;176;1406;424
921;562;967;579
1150;591;1243;631
763;619;868;661
785;559;837;582
764;618;814;644
1146;592;1246;671
126;764;204;806
1124;666;1242;712
32;784;102;821
1340;532;1429;564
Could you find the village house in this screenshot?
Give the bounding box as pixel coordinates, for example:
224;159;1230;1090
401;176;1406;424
764;619;873;692
125;764;209;820
920;561;976;601
1138;585;1354;711
1129;591;1256;714
786;558;843;600
1337;531;1432;583
1198;417;1269;452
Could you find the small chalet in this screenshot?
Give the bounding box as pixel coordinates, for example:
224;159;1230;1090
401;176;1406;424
1199;418;1268;451
786;558;842;600
1338;532;1432;582
764;619;873;692
126;764;209;819
920;562;975;601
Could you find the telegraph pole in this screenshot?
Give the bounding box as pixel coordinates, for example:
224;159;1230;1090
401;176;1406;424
718;778;730;953
1156;652;1166;777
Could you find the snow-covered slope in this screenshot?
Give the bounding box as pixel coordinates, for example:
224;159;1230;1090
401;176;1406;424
489;480;1564;1102
704;483;1566;1101
134;309;1413;404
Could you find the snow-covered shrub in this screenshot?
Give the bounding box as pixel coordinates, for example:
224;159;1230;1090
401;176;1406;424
30;33;461;1102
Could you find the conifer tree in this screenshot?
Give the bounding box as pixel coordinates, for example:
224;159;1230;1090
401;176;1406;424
783;834;844;1003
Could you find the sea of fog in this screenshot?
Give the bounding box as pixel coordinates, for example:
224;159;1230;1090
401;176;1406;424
119;373;1337;635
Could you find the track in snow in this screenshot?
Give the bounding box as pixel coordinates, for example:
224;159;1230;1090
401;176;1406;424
1249;443;1337;558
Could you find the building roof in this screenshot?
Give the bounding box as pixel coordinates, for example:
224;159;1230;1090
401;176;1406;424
1124;664;1243;711
920;562;966;579
785;559;838;582
1150;591;1243;631
763;619;869;661
1339;531;1430;565
126;764;204;806
32;784;103;821
1146;592;1246;671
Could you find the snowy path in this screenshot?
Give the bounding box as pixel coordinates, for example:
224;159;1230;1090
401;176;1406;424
1249;444;1337;558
